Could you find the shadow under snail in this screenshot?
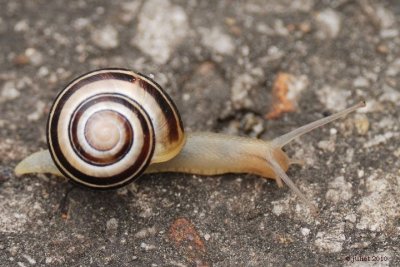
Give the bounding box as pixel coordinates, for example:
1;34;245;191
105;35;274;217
15;68;366;214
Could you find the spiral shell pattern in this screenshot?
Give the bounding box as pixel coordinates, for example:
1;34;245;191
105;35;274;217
47;69;185;189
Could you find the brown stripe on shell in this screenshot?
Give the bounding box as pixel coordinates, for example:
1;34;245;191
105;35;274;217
69;95;134;166
137;75;183;142
48;93;154;188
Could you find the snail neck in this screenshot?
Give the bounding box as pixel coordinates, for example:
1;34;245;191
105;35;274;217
146;132;290;180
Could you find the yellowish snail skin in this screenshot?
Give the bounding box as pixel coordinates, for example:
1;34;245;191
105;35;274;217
15;68;366;214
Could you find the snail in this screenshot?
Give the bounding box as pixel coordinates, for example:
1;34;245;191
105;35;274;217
15;68;365;214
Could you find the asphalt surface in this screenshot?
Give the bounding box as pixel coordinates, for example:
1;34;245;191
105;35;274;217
0;0;399;266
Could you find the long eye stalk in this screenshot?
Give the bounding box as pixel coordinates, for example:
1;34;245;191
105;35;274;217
271;101;366;148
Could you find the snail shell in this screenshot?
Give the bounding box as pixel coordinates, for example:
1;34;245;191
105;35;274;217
47;68;185;189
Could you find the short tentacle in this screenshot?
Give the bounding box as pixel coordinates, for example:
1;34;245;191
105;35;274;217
265;151;318;215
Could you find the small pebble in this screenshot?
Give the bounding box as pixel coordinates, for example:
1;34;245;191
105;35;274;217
132;0;189;64
386;58;400;76
231;73;255;109
352;76;370;88
14;20;29;32
91;25;119;50
120;1;141;23
273;19;289;36
380;28;399;38
314;223;345;253
300;228;310;237
182;93;190;101
73;18;90;31
200;27;235;55
241;113;264;136
140;242;156;251
37;66;49;77
354;114;369;135
375;5;395;28
363;132;397;148
25;48;44;66
315;9;341;39
345;214;357;223
325;176;353;203
394;147;400;158
298;21;311;33
27;101;46;121
349;241;371;249
317;139;335;152
134;226;156;238
316;86;351;111
22;254;36;265
106;218;118;231
9;246;18;256
1;81;20;101
376;43;389;54
379;84;400;104
13;54;30;66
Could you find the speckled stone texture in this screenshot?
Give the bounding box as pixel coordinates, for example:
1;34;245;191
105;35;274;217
0;0;399;266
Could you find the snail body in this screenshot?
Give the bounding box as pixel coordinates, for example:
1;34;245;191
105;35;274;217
15;68;365;213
